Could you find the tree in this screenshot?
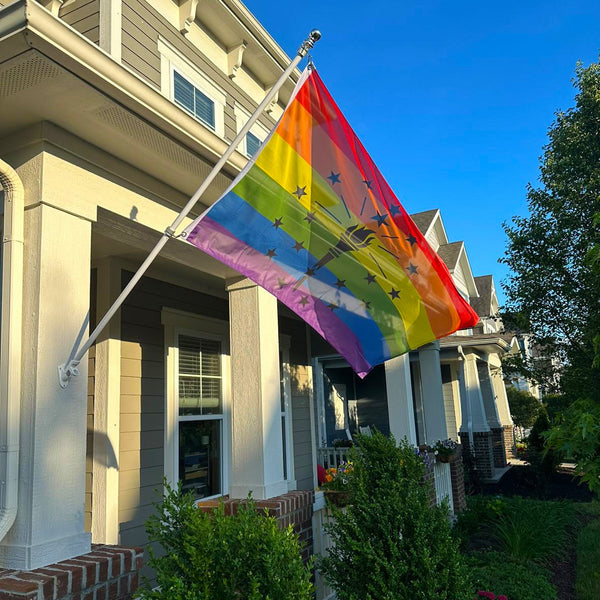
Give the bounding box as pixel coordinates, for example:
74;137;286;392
501;59;600;402
506;387;541;431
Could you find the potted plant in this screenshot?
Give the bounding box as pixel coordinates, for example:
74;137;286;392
432;438;458;463
320;461;354;507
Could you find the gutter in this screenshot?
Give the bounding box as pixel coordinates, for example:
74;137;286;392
0;159;24;542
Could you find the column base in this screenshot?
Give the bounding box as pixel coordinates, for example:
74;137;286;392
491;427;508;468
459;431;495;479
0;532;91;571
229;479;289;501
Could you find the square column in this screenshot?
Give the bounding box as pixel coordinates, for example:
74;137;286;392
418;341;448;443
458;352;494;478
384;354;416;445
226;278;287;500
0;204;92;569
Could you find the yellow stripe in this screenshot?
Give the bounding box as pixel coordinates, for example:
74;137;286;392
255;132;435;348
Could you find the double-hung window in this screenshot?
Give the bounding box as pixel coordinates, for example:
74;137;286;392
163;309;229;501
173;71;215;130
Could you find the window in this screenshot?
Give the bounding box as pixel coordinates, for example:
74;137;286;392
246;131;261;157
174;71;215;129
163;309;229;501
158;37;226;138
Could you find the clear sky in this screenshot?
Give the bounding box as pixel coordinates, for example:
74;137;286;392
244;0;600;304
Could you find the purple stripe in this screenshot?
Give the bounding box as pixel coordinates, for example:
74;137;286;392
188;217;373;376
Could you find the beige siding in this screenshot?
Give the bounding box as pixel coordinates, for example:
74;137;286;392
120;0;276;131
280;317;315;491
118;272;228;552
60;0;100;45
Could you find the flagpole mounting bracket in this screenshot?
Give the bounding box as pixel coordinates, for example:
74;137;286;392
58;359;80;389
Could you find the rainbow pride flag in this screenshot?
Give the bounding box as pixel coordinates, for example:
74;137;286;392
184;67;479;377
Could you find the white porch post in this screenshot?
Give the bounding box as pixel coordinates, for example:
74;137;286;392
488;354;513;427
0;204;92;569
458;353;490;434
91;258;121;544
227;278;287;500
418;341;448;443
384;355;417;445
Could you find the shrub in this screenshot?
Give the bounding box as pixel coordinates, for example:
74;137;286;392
318;431;471;600
491;498;574;564
135;484;313;600
466;551;557;600
526;409;562;481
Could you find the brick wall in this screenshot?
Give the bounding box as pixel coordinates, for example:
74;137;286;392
460;431;495;479
449;445;466;513
198;490;315;563
0;545;143;600
491;427;508;468
503;425;516;459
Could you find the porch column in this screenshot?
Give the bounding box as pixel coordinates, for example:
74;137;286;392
384;355;417;445
418;341;447;443
458;352;494;477
227;278;287;500
489;353;516;460
0;204;92;569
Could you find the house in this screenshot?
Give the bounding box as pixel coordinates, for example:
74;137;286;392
0;1;514;598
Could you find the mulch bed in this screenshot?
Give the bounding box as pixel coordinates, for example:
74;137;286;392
474;464;595;600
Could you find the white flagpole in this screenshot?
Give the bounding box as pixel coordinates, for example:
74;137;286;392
58;29;322;388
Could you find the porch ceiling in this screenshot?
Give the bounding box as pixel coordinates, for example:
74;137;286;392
92;208;237;295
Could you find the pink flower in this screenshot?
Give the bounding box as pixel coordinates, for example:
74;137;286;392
498;596;508;600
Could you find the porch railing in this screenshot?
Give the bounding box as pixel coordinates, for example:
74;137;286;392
312;491;336;600
317;447;350;469
432;461;454;514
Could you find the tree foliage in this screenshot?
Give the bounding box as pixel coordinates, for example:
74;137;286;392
501;59;600;401
506;387;541;429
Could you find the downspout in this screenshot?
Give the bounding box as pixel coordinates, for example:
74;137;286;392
0;159;24;541
457;345;474;453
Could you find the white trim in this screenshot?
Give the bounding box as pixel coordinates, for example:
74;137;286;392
279;335;296;491
162;308;230;500
158;36;226;138
233;103;269;156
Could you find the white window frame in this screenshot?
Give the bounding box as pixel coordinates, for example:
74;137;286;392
162;308;230;501
233;103;269;157
279;335;296;491
158;37;226;138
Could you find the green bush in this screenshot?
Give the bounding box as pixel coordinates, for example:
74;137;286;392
318;431;471;600
466;551;557;600
135;484;313;600
526;409;562;480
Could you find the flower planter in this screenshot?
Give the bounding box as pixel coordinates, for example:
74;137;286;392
324;490;353;507
437;454;452;463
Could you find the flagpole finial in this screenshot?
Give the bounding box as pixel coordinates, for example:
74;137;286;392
298;30;322;57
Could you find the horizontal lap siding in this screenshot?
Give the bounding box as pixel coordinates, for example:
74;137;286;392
60;0;100;45
280;317;315;491
119;271;228;553
121;0;275;132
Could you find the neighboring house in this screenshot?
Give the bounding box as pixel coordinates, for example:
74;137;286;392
0;2;515;599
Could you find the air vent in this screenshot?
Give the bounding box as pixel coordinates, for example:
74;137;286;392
0;55;61;97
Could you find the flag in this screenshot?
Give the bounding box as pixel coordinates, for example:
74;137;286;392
184;66;479;377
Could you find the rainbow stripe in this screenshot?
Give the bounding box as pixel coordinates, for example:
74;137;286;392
185;67;479;376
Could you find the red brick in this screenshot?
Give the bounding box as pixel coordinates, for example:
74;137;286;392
36;568;69;597
14;572;54;599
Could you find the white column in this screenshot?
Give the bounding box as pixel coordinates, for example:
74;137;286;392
488;354;514;427
418;341;448;443
384;354;416;445
458;352;490;434
478;359;502;429
227;278;287;500
0;204;92;569
91;258;121;544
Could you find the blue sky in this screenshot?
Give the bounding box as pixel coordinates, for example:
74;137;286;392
246;0;600;304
